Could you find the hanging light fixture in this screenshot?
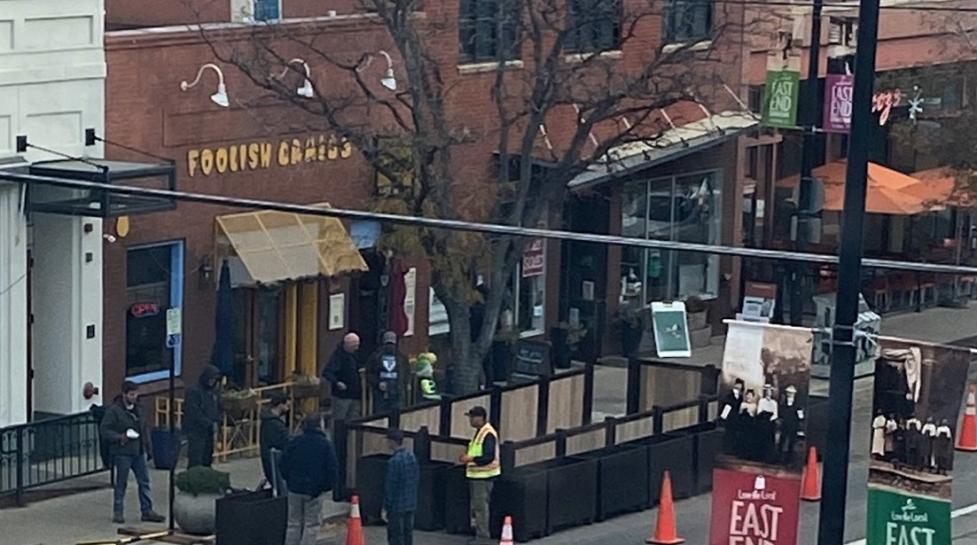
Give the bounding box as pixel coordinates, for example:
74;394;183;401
180;63;229;107
277;58;315;98
357;50;397;92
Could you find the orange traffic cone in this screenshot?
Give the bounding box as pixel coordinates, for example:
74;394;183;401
957;385;977;452
345;495;366;545
646;471;684;545
499;515;514;545
801;446;821;502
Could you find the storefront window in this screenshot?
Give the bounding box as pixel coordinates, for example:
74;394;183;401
515;266;545;335
125;241;184;383
620;171;722;304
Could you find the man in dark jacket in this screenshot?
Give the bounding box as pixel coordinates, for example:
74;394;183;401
100;381;165;525
384;428;419;545
367;331;412;414
260;393;291;495
323;332;362;422
281;413;338;545
185;365;222;468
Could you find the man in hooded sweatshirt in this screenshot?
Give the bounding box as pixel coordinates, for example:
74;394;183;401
185;365;222;467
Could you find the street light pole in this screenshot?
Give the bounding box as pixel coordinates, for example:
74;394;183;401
816;0;880;542
791;0;824;326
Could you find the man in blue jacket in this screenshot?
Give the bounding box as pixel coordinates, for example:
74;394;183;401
383;428;418;545
281;413;338;545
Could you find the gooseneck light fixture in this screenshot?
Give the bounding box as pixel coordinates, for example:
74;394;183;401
180;63;229;107
277;58;315;98
357;50;397;92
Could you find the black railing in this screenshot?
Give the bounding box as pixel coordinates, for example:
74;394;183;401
0;411;107;505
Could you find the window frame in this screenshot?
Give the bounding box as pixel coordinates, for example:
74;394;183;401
125;240;185;384
459;0;522;65
664;0;714;45
253;0;282;22
513;244;547;338
564;0;623;55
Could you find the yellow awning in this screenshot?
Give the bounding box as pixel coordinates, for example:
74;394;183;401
216;203;368;285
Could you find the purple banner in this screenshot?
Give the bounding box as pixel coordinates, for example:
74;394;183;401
824;74;854;134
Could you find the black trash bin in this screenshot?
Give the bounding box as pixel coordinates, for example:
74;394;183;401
444;465;472;535
150;428;181;470
573;444;649;521
415;461;452;531
216;489;287;545
490;465;548;542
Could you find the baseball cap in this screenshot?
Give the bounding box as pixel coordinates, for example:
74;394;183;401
465;406;487;418
386;428;405;443
382;331;397;345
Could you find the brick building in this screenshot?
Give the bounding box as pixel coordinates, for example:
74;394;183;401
101;0;755;397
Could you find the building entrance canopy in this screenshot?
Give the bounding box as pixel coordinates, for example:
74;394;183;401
216;203;368;287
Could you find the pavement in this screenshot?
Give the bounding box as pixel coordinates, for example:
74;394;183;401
7;303;977;544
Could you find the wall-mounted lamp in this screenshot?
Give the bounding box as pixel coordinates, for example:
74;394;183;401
180;63;230;107
198;256;214;289
276;58;315;98
358;50;397;92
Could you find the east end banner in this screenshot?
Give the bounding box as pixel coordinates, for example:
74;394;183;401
762;69;801;129
866;339;971;545
710;321;814;545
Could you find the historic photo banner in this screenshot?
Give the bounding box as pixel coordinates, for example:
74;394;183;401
710;321;814;545
865;339;971;545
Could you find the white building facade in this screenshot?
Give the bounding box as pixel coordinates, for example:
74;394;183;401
0;0;106;426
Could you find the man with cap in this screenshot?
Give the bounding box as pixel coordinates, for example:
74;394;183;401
367;331;411;414
384;428;419;545
777;385;804;465
458;406;500;543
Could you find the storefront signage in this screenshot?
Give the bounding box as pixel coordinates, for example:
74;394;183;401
186;134;352;177
130;302;160;318
865;339;970;545
522;239;545;277
762;69;800;129
824;74;906;133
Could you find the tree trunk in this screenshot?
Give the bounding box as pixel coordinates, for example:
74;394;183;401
445;299;482;394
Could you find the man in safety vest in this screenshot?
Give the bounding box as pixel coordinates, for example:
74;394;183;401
458;406;499;543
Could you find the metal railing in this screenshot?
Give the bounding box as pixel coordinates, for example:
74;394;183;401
0;411;107;505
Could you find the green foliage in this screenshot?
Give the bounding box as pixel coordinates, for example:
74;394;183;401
175;466;230;496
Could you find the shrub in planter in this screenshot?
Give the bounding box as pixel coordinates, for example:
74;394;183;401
222;388;257;420
174;466;231;535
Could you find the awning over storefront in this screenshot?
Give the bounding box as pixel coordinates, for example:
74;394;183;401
216;203;368;287
777;160;953;215
567;109;759;190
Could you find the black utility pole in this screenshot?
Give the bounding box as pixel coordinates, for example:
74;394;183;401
791;0;824;326
817;0;880;542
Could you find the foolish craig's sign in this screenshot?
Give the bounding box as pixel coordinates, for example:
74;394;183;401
187;134;352;177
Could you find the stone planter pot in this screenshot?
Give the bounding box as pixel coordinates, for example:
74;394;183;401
687;310;708;331
174;491;221;535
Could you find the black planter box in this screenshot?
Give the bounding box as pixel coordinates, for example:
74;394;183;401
806;396;829;459
215;489;287;545
415;461;452;531
573;444;649;521
641;433;695;504
673;422;724;494
545;457;598;533
490;466;549;542
355;454;390;524
443;465;472;535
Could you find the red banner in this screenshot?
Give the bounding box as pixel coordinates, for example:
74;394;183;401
709;468;802;545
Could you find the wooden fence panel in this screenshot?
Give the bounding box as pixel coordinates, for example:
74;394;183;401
547;373;585;434
662;407;698;432
615;417;653;444
399;405;441;435
501;385;539;442
639;365;701;413
431;440;463;464
566;428;606;456
514;441;556;468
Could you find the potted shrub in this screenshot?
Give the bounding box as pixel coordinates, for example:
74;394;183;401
174;466;231;535
684;295;711;349
550;322;588;369
221;388;257;420
613;303;644;357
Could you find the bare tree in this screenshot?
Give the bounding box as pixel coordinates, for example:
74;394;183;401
197;0;747;393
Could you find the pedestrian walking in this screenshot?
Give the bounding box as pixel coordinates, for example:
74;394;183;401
458;406;500;544
384;428;419;545
367;331;411;414
185;365;222;468
323;332;363;422
281;413;338;545
260;393;291;494
99;381;165;525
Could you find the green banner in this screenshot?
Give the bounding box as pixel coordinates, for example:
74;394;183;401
762;69;800;128
867;487;950;545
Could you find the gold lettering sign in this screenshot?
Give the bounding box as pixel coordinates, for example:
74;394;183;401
187;134;352;177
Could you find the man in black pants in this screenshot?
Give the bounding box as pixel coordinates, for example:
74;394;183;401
185;365;222;467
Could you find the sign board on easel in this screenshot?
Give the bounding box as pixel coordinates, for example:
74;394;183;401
651;301;691;358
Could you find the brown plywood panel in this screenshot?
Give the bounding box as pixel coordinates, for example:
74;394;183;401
451;395;491;439
399;405;441;435
566;428;606;456
501;385;539;442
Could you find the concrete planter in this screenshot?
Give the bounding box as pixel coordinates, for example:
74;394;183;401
687;310;708;331
174;491;221;535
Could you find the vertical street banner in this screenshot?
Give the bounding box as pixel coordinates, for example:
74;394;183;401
823;74;855;134
865;339;972;545
710;321;814;545
762;69;801;129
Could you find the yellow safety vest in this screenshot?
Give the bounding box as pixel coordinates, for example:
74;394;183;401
466;423;501;479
